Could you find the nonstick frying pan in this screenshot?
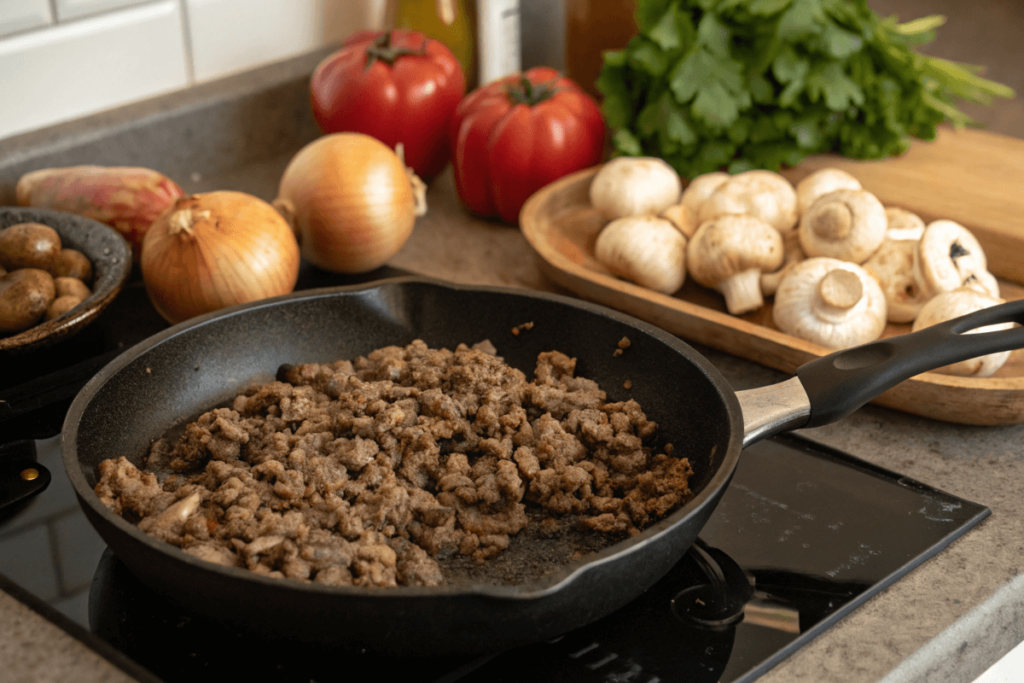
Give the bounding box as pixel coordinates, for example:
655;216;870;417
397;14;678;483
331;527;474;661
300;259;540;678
62;277;1024;657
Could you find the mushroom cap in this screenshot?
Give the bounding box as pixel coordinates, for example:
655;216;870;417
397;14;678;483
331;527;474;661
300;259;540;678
680;172;730;214
687;214;783;286
698;170;799;233
795;168;862;216
913;219;998;298
594;215;687;294
798;188;887;264
772;257;887;350
884;207;926;241
589;157;683;220
659;202;699;238
911;288;1012;377
862;239;930;323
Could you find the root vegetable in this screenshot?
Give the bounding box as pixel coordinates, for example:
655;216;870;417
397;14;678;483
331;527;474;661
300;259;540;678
51;248;93;282
0;223;61;272
46;295;84;321
16;166;185;262
54;276;91;300
0;268;56;333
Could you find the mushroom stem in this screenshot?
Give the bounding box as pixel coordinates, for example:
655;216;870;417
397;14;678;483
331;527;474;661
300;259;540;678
811;203;853;240
817;269;863;310
718;268;764;315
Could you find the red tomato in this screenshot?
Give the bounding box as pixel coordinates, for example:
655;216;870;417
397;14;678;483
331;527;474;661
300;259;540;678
449;67;605;223
310;29;466;180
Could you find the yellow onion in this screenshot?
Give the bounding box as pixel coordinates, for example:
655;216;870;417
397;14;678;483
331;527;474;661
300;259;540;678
141;191;300;324
273;133;427;274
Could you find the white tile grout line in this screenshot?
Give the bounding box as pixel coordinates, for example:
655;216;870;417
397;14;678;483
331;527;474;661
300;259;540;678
177;0;196;85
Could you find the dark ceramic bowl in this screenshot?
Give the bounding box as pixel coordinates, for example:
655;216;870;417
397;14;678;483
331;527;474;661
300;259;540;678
0;207;132;353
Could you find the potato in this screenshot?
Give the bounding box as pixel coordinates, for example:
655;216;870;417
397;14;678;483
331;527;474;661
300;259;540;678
54;276;91;300
51;248;93;283
0;223;62;271
45;295;83;321
0;268;56;333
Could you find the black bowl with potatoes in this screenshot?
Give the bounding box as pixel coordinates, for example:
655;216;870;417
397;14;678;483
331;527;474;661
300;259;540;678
0;207;132;353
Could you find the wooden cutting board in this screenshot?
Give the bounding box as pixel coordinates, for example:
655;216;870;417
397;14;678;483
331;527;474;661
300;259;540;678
519;128;1024;426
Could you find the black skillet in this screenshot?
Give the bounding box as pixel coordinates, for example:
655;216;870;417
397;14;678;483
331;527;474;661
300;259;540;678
62;277;1024;657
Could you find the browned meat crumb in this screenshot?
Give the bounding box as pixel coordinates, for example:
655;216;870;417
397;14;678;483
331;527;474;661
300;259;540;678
95;340;692;588
613;336;631;357
511;322;535;336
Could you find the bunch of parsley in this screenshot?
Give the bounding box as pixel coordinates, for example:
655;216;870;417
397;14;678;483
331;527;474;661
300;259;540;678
597;0;1014;177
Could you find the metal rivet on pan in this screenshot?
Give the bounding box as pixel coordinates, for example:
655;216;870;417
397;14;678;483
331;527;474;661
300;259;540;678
20;468;39;481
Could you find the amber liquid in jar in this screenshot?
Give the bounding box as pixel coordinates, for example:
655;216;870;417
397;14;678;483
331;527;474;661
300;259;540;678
565;0;639;99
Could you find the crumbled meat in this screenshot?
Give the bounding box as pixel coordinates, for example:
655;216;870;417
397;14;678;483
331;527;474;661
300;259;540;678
95;341;692;588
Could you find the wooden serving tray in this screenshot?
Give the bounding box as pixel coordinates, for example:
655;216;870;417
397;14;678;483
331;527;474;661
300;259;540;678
520;134;1024;426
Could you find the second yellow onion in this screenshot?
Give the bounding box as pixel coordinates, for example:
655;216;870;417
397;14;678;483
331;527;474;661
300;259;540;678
273;133;427;274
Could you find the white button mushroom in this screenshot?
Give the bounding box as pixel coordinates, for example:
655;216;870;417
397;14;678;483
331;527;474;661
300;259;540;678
772;257;888;350
913;219;1000;299
659;202;699;238
862;214;930;325
686;214;783;315
658;172;731;239
797;188;887;264
698;170;799;233
911;288;1013;377
760;230;806;297
680;172;731;214
589;157;683;221
884;207;926;241
795;168;862;216
594;215;687;294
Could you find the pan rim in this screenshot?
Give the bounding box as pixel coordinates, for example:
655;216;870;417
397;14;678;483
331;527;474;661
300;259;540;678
62;275;744;600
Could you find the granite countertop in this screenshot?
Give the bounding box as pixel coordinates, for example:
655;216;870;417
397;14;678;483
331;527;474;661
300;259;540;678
2;50;1024;683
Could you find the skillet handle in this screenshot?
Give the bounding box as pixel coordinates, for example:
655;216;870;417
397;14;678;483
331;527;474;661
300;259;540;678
797;298;1024;429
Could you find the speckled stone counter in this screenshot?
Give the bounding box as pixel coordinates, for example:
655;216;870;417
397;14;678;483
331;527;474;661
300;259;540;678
2;46;1024;683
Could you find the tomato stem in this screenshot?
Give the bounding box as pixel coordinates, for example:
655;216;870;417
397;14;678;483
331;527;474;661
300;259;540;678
506;77;560;106
365;32;427;70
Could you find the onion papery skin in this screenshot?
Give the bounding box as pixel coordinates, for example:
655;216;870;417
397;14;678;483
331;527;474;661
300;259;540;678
277;133;417;274
141;191;300;325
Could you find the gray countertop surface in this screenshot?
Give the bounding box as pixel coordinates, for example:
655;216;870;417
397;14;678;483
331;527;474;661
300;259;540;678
2;40;1024;683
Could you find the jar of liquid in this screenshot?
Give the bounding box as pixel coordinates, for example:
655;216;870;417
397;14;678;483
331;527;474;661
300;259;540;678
565;0;638;99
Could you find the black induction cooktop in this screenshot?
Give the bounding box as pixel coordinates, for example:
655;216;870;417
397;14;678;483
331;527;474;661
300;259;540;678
85;433;989;683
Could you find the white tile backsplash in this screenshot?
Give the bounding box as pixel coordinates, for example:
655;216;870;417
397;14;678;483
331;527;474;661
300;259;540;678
0;0;52;37
0;0;378;141
185;0;343;83
54;0;151;22
0;0;189;140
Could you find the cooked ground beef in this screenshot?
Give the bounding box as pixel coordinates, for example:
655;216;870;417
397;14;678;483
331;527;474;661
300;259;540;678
94;340;693;588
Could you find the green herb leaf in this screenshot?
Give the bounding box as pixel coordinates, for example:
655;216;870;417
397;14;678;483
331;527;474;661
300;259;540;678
749;0;794;17
648;4;683;50
613;129;644;156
